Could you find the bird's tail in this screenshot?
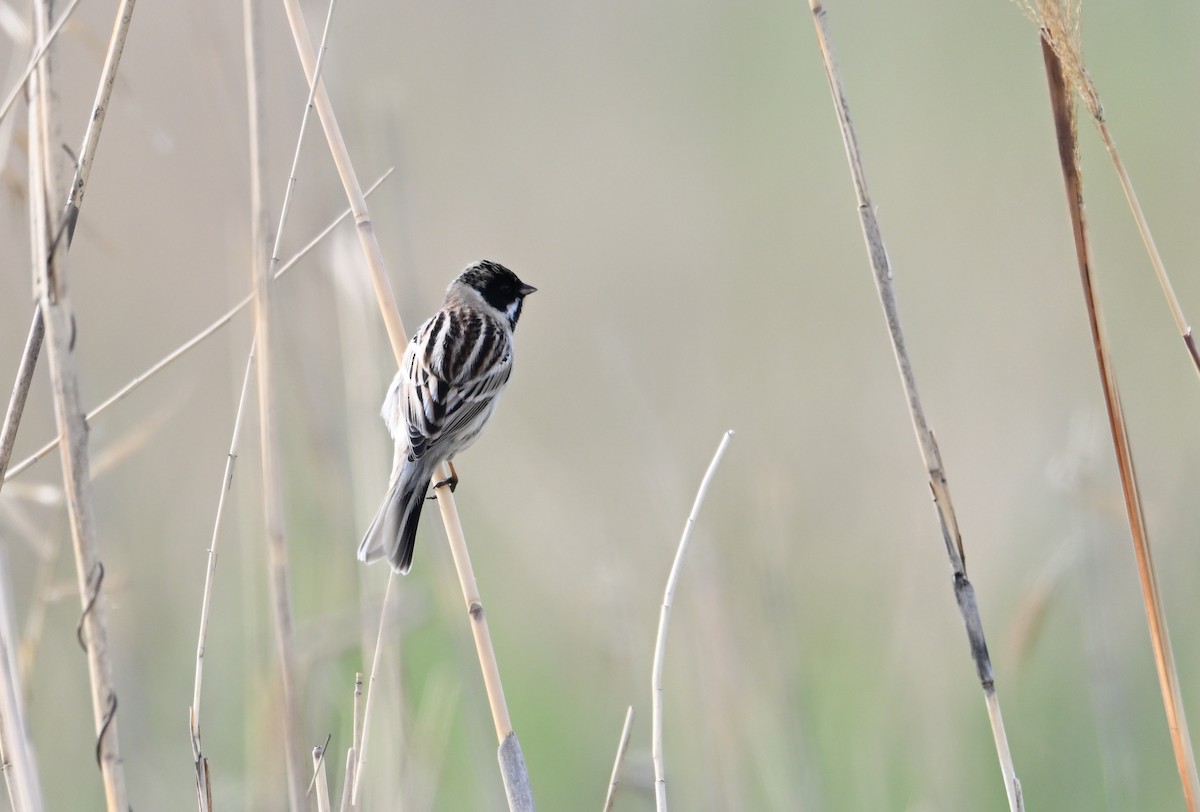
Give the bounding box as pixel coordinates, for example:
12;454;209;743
358;459;433;574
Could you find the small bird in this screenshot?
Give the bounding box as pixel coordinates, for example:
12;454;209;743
359;260;536;573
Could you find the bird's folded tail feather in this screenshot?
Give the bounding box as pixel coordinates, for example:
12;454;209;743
358;460;431;575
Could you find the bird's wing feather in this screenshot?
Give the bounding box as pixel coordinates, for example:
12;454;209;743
401;308;512;462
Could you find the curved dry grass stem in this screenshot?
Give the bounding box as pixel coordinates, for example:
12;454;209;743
2;170;394;483
1040;39;1200;811
808;2;1022;809
652;429;734;812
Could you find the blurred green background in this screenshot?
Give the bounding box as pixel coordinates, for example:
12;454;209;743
2;0;1200;809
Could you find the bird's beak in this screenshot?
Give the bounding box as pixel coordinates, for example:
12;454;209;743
520;284;537;296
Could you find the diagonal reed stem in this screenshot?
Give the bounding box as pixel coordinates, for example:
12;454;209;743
1040;36;1200;811
807;2;1022;808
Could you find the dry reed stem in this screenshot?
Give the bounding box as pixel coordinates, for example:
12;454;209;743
29;0;127;805
278;0;533;804
602;705;634;812
3;169;393;483
189;347;255;812
0;309;43;487
338;747;356;812
0;546;44;811
351;572;393;807
1022;0;1200;375
1040;39;1200;810
243;0;305;807
651;430;733;812
61;0;136;245
807;2;1022;808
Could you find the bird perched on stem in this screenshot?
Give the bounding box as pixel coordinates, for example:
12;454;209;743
359;260;536;573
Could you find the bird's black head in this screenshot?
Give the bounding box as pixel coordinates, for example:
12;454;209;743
456;260;536;328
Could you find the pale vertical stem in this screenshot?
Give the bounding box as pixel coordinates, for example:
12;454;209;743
0;544;45;812
602;706;634;812
189;342;256;812
243;0;305;807
807;3;1021;808
351;575;393;806
338;748;356;812
651;431;733;812
29;0;129;806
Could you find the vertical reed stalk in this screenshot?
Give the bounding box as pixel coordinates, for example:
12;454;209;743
1039;36;1200;810
807;2;1022;808
29;0;129;806
243;0;305;806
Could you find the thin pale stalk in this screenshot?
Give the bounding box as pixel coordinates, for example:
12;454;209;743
651;431;733;812
29;0;127;805
1040;37;1200;810
243;0;305;807
338;748;355;812
3;168;393;483
0;545;45;811
1093;119;1200;375
189;342;256;812
808;3;1021;808
0;309;43;486
351;574;393;807
602;706;634;812
59;0;137;244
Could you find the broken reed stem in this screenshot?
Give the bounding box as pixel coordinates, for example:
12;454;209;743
807;3;1022;809
313;746;332;812
651;430;733;812
29;0;128;806
3;170;394;484
1040;37;1200;810
602;705;634;812
243;0;306;807
350;574;393;806
277;0;534;804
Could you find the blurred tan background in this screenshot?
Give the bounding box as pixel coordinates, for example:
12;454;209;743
2;0;1200;809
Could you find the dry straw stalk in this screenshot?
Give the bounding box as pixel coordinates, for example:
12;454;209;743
807;1;1022;808
1038;32;1200;810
